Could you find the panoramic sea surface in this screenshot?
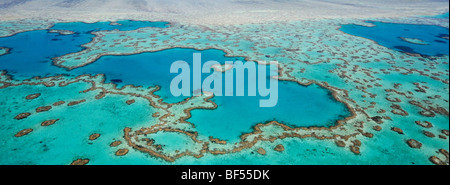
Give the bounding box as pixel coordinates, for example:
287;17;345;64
0;15;448;164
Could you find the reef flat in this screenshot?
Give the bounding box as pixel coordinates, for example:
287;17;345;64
0;11;449;165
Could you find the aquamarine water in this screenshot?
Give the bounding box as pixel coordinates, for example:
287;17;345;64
340;21;449;56
0;30;90;78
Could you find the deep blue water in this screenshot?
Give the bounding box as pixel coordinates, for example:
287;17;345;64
0;20;169;79
340;21;449;56
50;20;169;33
74;49;350;140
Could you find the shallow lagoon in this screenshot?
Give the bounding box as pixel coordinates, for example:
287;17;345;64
425;12;449;19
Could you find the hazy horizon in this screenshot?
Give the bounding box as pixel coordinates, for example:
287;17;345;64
1;0;449;25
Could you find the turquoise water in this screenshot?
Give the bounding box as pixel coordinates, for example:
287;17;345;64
0;83;156;165
340;21;449;56
0;26;351;135
188;82;349;141
424;12;449;19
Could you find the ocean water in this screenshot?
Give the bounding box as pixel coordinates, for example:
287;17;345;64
188;81;349;141
0;27;351;135
0;20;169;80
73;48;350;141
340;21;449;56
424;12;449;19
0;83;157;165
0;30;90;79
1;18;448;165
71;48;243;103
0;20;351;164
50;20;170;33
